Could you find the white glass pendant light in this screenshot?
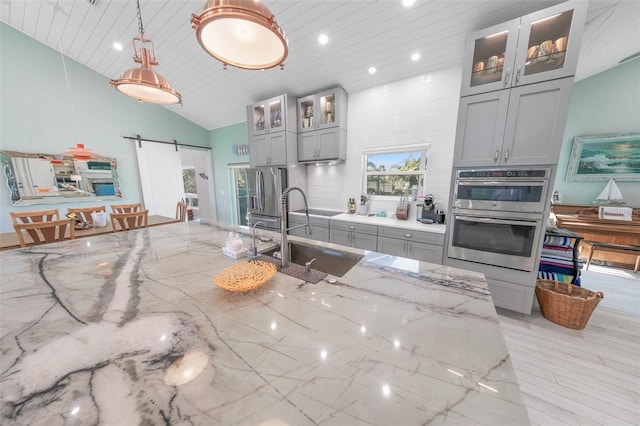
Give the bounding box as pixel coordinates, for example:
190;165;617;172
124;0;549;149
191;0;288;70
110;0;181;105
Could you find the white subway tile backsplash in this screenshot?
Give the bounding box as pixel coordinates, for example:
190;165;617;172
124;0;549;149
307;67;461;212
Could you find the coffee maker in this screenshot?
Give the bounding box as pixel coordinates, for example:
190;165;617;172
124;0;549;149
419;194;445;224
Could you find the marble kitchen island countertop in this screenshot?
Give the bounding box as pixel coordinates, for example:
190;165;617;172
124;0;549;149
0;220;528;425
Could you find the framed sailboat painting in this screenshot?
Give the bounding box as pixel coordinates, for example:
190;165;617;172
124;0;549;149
566;132;640;181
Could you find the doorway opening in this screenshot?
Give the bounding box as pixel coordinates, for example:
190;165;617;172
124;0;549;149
229;164;249;226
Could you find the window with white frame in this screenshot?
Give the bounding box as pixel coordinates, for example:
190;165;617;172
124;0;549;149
362;144;429;197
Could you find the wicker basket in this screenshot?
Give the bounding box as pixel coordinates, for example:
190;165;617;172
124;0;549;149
535;279;604;330
214;260;277;292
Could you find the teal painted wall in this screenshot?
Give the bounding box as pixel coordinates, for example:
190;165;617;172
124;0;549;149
554;59;640;207
210;122;250;224
0;23;210;233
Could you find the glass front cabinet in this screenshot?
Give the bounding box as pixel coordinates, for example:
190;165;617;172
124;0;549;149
297;87;347;133
248;95;286;137
247;94;296;167
296;87;348;163
460;1;587;97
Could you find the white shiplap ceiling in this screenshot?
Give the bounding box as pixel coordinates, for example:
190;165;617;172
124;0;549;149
2;0;639;131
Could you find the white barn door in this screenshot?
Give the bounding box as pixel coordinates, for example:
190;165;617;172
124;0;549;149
135;142;184;217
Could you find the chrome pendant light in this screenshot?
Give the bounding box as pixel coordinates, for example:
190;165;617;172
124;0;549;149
191;0;288;70
110;0;181;105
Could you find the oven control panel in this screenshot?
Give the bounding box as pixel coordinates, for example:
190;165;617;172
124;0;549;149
457;169;548;179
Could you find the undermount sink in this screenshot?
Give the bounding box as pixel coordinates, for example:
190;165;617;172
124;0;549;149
261;241;363;277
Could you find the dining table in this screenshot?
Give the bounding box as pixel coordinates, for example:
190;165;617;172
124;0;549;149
0;219;529;425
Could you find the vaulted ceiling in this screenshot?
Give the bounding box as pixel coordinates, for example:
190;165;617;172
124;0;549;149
2;0;639;131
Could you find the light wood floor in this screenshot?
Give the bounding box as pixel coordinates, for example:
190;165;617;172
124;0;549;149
497;265;640;426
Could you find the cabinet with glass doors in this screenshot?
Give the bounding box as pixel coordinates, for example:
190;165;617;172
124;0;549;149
297;87;347;163
460;1;587;97
247;94;296;167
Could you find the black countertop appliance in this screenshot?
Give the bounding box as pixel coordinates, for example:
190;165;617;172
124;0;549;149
419;194;445;224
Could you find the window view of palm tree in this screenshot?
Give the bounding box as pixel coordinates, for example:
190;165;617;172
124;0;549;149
365;150;427;195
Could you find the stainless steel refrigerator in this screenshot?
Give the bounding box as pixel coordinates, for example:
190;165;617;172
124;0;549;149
246;167;288;230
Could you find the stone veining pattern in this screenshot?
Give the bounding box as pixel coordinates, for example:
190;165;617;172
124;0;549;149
0;222;528;425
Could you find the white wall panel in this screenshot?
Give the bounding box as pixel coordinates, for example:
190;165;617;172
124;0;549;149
307;67;461;215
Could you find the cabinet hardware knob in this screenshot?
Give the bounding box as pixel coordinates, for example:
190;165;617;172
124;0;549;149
405;234;412;238
494;150;500;162
348;225;355;230
504;149;509;160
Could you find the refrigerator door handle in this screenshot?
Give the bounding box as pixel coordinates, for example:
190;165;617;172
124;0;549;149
257;170;265;212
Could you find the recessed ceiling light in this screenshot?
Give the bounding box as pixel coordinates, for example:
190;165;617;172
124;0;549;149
368;66;377;74
112;42;123;51
318;33;329;45
402;0;416;7
411;52;421;61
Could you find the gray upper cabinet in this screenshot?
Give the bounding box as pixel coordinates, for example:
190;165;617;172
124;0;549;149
251;132;287;167
460;1;587;97
248;95;287;136
297;87;347;163
453;77;574;167
247;94;296;167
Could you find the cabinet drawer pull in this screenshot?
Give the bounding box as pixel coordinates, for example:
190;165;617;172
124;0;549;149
515;66;522;85
404;233;412;238
494;150;500;162
348;225;355;230
504;149;509;160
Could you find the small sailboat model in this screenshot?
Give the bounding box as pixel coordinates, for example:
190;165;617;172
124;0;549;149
593;178;625;205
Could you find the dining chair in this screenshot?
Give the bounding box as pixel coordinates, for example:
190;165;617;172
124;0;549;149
111;203;142;214
67;206;106;224
10;209;60;225
176;201;188;222
10;210;75;247
110;210;149;232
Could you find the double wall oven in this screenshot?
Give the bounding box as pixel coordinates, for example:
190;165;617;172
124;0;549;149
447;168;551;272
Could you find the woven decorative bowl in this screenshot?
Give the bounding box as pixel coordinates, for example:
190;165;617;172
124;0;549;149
214;260;277;292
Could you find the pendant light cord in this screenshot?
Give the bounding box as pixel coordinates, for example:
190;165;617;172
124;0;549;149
56;29;80;145
136;0;145;38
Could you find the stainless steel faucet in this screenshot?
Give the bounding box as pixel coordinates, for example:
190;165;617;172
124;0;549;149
279;186;311;268
251;220;267;258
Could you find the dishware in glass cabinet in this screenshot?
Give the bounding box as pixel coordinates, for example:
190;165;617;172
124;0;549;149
523;9;573;76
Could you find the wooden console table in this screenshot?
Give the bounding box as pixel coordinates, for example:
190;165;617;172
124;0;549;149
551;204;640;269
0;215;179;251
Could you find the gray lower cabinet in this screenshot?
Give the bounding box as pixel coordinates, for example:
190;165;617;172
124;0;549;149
329;220;378;251
288;214;330;242
377;226;444;264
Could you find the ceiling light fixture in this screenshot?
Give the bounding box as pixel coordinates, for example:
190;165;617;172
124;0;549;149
110;0;182;105
411;52;421;61
368;67;377;74
191;0;288;70
402;0;416;7
112;42;123;51
318;34;329;45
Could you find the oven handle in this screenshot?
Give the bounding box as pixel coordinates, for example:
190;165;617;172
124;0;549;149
454;215;540;226
456;180;546;187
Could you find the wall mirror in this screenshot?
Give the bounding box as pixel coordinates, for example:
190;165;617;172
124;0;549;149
1;150;122;206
